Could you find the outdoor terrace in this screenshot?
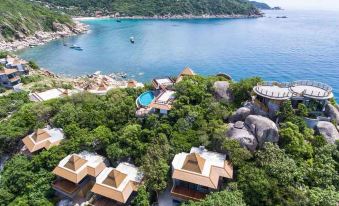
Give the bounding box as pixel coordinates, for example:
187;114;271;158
253;81;292;100
171;185;206;201
152;77;175;90
254;80;334;100
290;80;333;100
149;90;176;111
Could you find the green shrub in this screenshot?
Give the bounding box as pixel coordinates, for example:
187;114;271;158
28;61;40;70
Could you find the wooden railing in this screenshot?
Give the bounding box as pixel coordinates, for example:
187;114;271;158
171;185;206;201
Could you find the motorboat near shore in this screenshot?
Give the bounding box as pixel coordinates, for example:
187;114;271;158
70;45;83;51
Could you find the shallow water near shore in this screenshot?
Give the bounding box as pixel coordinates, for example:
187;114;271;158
17;10;339;99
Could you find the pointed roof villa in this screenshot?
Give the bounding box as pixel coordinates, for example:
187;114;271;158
182;153;206;174
172;146;233;191
22;127;64;153
176;67;196;83
91;162;143;204
53;151;106;184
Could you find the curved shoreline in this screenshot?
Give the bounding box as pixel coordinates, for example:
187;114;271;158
73;14;263;21
0;21;89;52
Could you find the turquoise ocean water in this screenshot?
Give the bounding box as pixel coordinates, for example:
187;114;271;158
17;10;339;99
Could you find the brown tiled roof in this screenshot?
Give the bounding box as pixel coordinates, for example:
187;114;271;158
0;68;17;75
182;153;205;174
98;82;108;91
180;67;195;76
60;89;69;97
127;80;137;88
32;129;51;142
103;169;127;188
64;155;87;171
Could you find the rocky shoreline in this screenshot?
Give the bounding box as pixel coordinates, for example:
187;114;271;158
74;13;263;21
1;14;262;52
73;14;264;21
0;21;89;52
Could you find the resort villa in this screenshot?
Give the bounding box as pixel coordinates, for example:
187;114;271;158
0;68;21;89
136;67;195;116
22;127;64;153
171;146;233;202
91;162;143;204
52;151;106;199
0;56;29;89
253;80;334;117
29;88;77;102
5;56;29;75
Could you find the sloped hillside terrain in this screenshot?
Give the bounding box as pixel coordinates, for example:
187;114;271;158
0;0;73;41
37;0;261;17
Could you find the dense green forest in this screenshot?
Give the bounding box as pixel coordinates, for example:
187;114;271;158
0;0;73;41
0;75;338;205
249;1;271;10
37;0;260;17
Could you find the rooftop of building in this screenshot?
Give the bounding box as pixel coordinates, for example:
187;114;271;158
171;146;233;189
172;147;228;177
22;127;65;153
57;151;105;173
176;67;196;83
28;128;64;143
29;88;76;102
95;162;143;192
0;68;17;75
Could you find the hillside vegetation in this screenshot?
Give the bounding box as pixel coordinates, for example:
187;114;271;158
37;0;260;17
0;0;73;41
0;75;338;205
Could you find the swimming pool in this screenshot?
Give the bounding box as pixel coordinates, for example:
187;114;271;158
137;91;155;107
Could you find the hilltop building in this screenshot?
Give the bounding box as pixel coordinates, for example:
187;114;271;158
0;68;21;89
22;127;64;153
253;80;334;117
52;151;106;199
176;67;196;83
29;88;77;102
171;146;233;202
136;67;195;116
91;162;143;204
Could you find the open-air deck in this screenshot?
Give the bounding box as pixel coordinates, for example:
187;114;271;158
254;80;334;101
152;77;175;90
289;80;333;100
52;178;81;197
150;90;175;109
171;185;206;201
253;81;292;100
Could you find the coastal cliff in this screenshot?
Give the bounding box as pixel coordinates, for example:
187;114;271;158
34;0;261;17
0;0;88;51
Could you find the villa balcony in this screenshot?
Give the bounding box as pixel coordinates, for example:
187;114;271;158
170;185;206;201
52;178;81;198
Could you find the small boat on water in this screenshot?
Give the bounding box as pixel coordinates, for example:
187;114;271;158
117;19;122;23
29;44;38;48
130;37;135;44
276;16;288;18
70;45;83;51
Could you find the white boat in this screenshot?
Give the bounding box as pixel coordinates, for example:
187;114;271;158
130;37;135;44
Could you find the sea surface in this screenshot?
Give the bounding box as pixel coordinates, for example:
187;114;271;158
17;10;339;99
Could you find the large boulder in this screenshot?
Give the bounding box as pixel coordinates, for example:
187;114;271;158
245;115;279;147
325;104;339;124
213;81;233;103
315;121;339;144
229;107;251;122
226;121;258;151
